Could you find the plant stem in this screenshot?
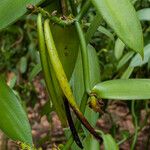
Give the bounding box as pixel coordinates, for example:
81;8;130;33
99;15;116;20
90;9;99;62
34;7;74;27
60;0;68;15
68;0;77;15
131;101;138;150
75;21;91;94
76;0;91;21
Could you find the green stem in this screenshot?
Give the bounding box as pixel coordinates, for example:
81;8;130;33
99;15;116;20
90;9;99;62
68;0;77;15
37;13;67;126
75;21;91;94
76;0;91;21
35;7;74;27
131;101;138;150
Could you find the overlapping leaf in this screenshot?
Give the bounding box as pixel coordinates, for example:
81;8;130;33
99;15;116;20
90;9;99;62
92;79;150;100
0;0;42;30
0;76;32;145
91;0;144;56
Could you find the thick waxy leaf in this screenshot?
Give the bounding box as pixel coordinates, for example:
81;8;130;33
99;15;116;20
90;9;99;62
50;24;79;79
91;0;144;56
0;76;32;145
0;0;42;30
92;79;150;100
137;8;150;21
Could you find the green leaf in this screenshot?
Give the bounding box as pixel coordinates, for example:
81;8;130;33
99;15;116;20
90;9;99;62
91;0;144;56
83;135;100;150
85;13;103;43
19;56;27;74
92;79;150;100
121;44;150;79
70;44;100;104
130;44;150;67
71;44;100;127
0;76;32;145
50;24;79;79
121;67;134;79
0;0;42;30
117;51;134;70
101;132;119;150
97;26;114;41
29;63;42;81
114;38;125;60
137;8;150;21
70;45;100;149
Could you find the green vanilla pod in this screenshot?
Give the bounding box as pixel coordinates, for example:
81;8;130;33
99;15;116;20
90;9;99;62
44;19;102;142
37;13;67;126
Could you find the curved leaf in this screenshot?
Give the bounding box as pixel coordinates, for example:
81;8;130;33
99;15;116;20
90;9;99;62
102;133;119;150
117;51;134;70
91;0;144;56
0;76;32;145
98;26;114;41
0;0;42;30
137;8;150;21
114;38;125;60
130;44;150;67
92;79;150;100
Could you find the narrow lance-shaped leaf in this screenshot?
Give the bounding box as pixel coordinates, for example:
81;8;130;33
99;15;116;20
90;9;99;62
91;0;144;57
92;79;150;100
0;76;32;145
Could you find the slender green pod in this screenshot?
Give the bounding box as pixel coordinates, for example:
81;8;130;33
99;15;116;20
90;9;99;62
44;19;102;142
92;79;150;100
37;13;67;126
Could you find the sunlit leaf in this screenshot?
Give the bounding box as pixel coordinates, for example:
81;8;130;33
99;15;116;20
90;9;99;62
91;0;144;56
130;44;150;67
92;79;150;100
137;8;150;21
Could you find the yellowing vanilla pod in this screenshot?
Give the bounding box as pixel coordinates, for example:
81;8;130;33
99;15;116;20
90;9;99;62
44;19;102;142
